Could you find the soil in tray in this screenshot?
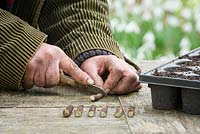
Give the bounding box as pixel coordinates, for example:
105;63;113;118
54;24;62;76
179;61;200;67
152;53;200;80
193;70;200;75
153;70;200;81
178;61;200;67
180;53;200;62
178;54;200;65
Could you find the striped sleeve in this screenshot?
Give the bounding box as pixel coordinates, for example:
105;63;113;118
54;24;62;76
0;9;47;89
38;0;123;61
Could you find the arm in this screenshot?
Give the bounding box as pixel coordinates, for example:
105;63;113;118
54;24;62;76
0;9;47;89
38;0;123;62
38;0;141;94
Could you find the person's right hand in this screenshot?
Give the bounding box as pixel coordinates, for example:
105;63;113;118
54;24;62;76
22;43;94;89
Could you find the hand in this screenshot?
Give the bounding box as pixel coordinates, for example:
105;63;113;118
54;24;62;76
80;55;142;95
22;43;94;89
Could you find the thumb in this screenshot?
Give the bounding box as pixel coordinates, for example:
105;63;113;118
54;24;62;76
88;72;104;88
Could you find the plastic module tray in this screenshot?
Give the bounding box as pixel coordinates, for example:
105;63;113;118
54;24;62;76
140;47;200;114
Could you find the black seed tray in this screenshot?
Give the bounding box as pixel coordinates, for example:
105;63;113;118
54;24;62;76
139;47;200;114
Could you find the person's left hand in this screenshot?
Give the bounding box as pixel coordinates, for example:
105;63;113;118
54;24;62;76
80;55;142;95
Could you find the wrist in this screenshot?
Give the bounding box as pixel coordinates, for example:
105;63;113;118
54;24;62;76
74;49;113;66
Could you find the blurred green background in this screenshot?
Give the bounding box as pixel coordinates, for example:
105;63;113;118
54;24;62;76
108;0;200;60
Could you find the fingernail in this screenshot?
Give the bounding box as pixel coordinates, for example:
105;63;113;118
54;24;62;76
105;88;110;94
87;78;94;85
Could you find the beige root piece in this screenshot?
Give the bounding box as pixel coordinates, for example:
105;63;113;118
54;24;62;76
100;105;108;118
90;89;110;101
127;106;135;117
90;94;103;101
88;105;96;117
75;105;84;117
114;106;123;118
63;105;74;117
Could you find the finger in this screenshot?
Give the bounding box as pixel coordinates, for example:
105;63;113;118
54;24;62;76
128;73;141;92
23;61;36;89
136;84;142;90
133;81;141;88
45;61;60;87
128;82;141;92
109;76;133;95
103;67;123;91
131;74;140;88
81;66;104;88
34;63;48;87
60;58;94;85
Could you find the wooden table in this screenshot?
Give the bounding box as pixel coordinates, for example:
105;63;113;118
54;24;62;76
0;61;200;134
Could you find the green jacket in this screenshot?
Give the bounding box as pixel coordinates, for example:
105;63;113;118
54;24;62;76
0;0;123;89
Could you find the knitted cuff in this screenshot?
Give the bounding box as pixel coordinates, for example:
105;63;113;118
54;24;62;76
74;49;113;66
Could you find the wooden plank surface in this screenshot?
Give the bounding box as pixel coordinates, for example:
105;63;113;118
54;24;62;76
119;84;187;133
0;108;130;134
0;60;200;134
178;113;200;133
0;91;119;108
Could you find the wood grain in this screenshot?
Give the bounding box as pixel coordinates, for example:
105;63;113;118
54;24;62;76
0;61;199;134
0;108;130;134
